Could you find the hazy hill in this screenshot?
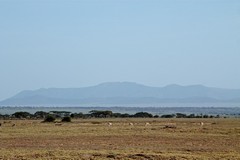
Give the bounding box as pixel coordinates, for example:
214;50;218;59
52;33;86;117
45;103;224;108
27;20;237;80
1;82;240;106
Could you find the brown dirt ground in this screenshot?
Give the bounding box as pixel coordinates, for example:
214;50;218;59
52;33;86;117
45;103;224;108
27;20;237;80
0;118;239;159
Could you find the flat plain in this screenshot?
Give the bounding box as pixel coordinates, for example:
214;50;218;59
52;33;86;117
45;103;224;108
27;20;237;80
0;118;239;160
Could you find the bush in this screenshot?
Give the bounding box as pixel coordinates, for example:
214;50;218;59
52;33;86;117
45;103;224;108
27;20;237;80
89;110;113;118
12;111;32;119
43;115;55;122
34;111;48;119
176;113;187;118
134;112;153;118
61;116;71;122
161;114;175;118
70;112;84;118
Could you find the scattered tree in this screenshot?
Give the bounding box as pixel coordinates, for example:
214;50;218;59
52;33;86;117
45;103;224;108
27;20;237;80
176;113;187;118
134;112;153;118
89;110;113;118
12;112;32;119
34;111;48;119
161;114;175;118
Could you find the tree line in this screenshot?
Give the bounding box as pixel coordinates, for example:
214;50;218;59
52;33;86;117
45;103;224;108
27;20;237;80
0;110;222;120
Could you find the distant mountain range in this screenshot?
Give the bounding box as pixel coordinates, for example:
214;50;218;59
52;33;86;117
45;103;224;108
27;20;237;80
1;82;240;106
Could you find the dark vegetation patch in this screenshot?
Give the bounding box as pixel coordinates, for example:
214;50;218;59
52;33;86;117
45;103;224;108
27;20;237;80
61;116;71;122
43;115;55;123
0;109;227;120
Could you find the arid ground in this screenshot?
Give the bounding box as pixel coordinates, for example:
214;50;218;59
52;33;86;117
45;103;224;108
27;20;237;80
0;118;239;160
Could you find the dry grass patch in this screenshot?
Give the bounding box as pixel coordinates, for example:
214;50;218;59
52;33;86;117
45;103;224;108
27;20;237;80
0;118;239;159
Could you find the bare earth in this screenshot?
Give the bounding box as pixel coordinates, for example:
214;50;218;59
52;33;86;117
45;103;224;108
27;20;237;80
0;118;239;159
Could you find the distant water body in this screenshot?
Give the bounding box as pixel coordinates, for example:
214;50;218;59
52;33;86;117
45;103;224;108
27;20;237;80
0;106;240;117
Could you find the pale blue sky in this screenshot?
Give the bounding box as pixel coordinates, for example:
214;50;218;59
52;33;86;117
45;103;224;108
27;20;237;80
0;0;240;100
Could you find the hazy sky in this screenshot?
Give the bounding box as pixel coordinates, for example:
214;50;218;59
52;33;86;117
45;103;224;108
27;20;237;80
0;0;240;100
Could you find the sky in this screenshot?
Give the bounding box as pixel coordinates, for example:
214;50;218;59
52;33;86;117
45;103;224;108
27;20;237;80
0;0;240;100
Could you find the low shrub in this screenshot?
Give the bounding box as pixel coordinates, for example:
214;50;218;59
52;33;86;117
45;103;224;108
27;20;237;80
61;116;71;122
43;115;55;122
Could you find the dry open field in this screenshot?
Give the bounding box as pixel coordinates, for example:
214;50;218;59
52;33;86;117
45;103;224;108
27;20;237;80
0;118;239;160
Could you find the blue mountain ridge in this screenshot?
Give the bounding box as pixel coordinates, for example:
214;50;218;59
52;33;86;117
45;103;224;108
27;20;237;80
1;82;240;106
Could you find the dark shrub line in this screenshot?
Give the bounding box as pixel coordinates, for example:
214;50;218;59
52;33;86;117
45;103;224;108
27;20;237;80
0;110;224;120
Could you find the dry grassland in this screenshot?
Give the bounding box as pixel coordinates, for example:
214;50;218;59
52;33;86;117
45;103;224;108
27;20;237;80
0;118;239;159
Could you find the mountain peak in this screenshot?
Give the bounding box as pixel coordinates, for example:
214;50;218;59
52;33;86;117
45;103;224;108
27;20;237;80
97;82;145;87
164;84;183;88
